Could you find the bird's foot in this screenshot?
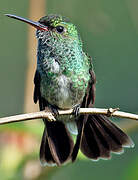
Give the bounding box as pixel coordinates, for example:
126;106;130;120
44;105;59;122
72;104;80;117
49;104;59;117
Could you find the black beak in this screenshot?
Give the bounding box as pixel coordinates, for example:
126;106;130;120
5;14;48;31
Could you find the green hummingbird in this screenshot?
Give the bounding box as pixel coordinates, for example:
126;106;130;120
6;14;134;166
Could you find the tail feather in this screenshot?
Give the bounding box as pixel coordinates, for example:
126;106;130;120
40;120;74;166
92;115;123;153
81;116;110;160
40;128;56;166
71;116;86;162
80;114;134;160
96;115;134;148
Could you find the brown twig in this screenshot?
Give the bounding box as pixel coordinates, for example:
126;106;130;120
0;108;138;125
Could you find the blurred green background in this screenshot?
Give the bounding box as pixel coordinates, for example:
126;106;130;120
0;0;138;179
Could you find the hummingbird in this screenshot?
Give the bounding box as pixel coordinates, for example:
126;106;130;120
6;14;134;166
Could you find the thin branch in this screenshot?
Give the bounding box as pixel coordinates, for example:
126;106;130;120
1;108;138;125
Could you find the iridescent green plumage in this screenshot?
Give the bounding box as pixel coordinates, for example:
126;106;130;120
36;14;91;109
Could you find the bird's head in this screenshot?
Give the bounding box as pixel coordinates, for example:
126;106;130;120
5;14;82;46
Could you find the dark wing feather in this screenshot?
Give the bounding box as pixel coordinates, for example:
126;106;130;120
34;70;41;104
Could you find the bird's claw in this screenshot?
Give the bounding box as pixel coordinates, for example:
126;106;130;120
72;104;80;117
44;105;59;121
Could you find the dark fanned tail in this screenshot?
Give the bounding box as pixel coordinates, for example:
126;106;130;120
80;114;134;160
40;120;74;166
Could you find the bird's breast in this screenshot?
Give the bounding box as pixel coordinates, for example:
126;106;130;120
40;73;88;110
37;44;90;109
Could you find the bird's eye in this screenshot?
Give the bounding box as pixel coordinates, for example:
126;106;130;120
56;26;64;33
